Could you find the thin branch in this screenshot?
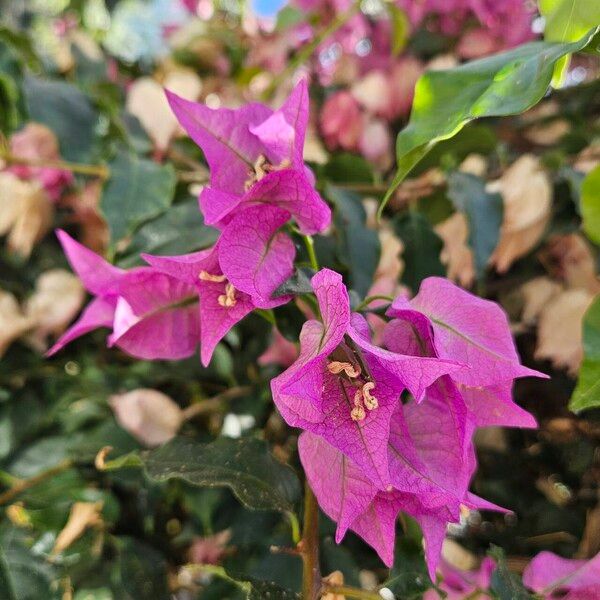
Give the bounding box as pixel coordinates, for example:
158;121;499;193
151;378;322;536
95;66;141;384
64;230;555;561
181;385;253;421
322;585;383;600
0;151;109;179
300;480;321;600
0;460;73;505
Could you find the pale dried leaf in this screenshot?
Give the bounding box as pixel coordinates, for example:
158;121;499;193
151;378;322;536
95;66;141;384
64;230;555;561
535;289;595;375
524;119;570;145
442;539;477;571
52;501;103;555
435;212;475;288
321;570;345;600
109;388;184;447
489;155;552;272
519;276;563;325
0;290;34;357
459;153;487;177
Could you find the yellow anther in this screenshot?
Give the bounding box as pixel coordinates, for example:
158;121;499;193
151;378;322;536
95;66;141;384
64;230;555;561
199;270;227;283
351;405;366;422
362;382;378;410
327;361;361;378
218;283;237;307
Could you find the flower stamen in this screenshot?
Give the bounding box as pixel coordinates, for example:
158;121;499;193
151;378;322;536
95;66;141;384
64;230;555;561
362;382;378;410
199;270;227;283
327;361;361;378
218;283;237;307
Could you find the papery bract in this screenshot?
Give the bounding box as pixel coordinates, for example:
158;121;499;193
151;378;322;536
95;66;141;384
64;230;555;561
423;557;496;600
47;230;200;361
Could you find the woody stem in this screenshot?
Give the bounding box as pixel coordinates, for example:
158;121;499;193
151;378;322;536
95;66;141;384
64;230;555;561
300;480;321;600
0;150;110;179
321;585;382;600
0;460;73;505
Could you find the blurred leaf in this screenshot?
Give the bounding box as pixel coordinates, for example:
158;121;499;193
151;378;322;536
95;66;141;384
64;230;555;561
383;537;432;595
118;198;218;267
570;296;600;412
327;185;380;297
581;164;600;244
380;29;599;216
103;436;301;514
274;268;314;298
323;153;374;185
387;4;410;55
447;171;503;279
393;211;445;292
0;41;26;134
540;0;600;43
0;526;61;600
24;76;98;162
489;546;533;600
101;149;176;244
0;26;41;71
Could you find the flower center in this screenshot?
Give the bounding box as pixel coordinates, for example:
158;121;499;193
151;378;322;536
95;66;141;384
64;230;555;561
244;154;291;191
199;271;238;308
327;355;378;422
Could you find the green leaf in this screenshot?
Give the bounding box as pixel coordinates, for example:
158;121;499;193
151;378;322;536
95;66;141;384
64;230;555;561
0;526;61;600
322;152;374;185
0;41;27;134
273;268;314;298
393;211;445;292
196;565;300;600
489;546;533;600
569;296;600;412
581;164;600;245
0;26;42;71
387;4;410;55
447;171;503;279
383;537;432;595
380;29;599;217
327;185;380;297
24;76;98;162
540;0;600;43
101;149;176;244
117;198;218;267
103;436;301;514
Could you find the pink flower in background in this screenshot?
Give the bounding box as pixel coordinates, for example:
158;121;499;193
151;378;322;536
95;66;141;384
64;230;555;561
523;551;600;599
6;123;73;201
47;230;200;361
424;557;496;599
166;79;330;292
320;91;364;151
259;328;298;367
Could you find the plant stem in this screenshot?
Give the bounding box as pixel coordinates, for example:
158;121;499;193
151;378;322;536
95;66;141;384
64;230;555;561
287;511;301;545
300;480;321;600
262;0;361;99
303;235;320;271
355;294;394;312
181;385;253;421
322;585;383;599
0;151;110;179
0;460;73;505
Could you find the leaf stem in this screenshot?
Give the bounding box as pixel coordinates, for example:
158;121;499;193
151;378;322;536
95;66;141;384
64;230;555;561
181;385;253;421
303;235;320;271
0;151;110;179
300;480;321;600
0;459;73;505
287;510;301;545
355;294;394;312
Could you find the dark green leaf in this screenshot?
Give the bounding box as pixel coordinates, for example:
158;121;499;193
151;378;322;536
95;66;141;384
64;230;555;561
380;29;599;216
103;436;301;513
273;268;314;298
327;185;380;297
0;41;27;134
101;149;176;244
570;296;600;412
117;198;218;267
447;171;503;278
323;153;374;184
383;537;432;595
24;76;98;162
581;164;600;244
489;546;533;600
393;211;445;292
0;27;41;71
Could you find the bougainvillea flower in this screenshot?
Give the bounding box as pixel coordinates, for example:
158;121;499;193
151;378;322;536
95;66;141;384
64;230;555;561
423;557;496;600
143;228;291;366
166;79;329;295
272;269;463;489
387;277;547;387
47;230;199;360
523;551;600;599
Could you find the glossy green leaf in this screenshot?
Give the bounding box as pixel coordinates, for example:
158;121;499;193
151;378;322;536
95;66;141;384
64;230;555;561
393;211;445;292
380;29;599;217
569;296;600;412
101;149;176;244
24;76;98;162
327;185;380;297
117;197;218;267
581;164;600;245
540;0;600;43
447;171;503;278
103;436;301;513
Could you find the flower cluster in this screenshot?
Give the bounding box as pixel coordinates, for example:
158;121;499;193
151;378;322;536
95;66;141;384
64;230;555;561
49;80;331;365
272;269;545;578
